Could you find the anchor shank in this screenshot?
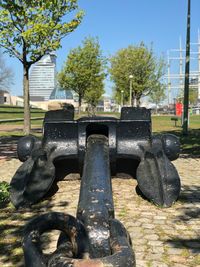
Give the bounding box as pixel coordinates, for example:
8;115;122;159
77;134;114;258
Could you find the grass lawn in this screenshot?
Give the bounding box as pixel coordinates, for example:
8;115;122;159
152;114;200;131
0;113;45;120
152;115;200;156
0;105;45;120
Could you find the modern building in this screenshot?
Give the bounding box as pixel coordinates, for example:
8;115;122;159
49;87;74;100
47;87;78;110
29;52;56;101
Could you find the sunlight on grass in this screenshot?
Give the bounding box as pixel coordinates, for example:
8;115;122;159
152;115;200;132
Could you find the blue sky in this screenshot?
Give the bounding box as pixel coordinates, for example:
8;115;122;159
2;0;200;97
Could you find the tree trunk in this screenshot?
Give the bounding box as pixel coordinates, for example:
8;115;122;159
156;105;158;114
136;98;140;107
132;92;137;107
78;96;82;115
91;105;96;116
23;65;31;135
133;97;137;107
87;104;96;117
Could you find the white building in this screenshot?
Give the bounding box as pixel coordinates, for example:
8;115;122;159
96;95;119;112
29;52;56;101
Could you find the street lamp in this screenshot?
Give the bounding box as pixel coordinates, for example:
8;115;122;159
129;74;133;106
183;0;191;135
121;90;124;107
173;98;176;115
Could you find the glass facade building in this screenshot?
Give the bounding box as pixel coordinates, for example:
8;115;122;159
49;87;74;100
29;53;56;101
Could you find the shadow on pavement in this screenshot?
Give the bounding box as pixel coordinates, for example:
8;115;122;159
166;238;200;254
178;185;200;205
0;196;70;267
165;185;200;255
0;136;21;160
0;129;42;161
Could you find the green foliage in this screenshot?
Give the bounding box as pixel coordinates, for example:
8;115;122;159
149;83;166;111
58;37;106;113
0;181;10;203
109;43;165;106
0;0;84;134
189;88;198;105
177;87;198;106
0;0;84;64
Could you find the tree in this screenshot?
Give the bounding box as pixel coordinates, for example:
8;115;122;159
109;43;165;107
0;50;13;90
149;83;166;113
0;0;84;134
84;78;104;116
58;37;106;114
177;86;198;106
189;88;198;106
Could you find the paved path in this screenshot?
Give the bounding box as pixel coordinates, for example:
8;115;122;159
0;140;199;266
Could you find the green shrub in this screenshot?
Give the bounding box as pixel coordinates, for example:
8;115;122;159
0;181;10;203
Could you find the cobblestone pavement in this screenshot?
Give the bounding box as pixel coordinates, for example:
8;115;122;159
0;145;199;266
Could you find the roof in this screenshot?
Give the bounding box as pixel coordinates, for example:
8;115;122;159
49;88;73;100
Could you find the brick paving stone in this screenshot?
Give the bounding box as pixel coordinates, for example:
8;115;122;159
130;231;144;239
148;240;163;246
152;262;169;267
169;255;188;264
143;229;157;235
132;238;147;245
153;215;167;220
135;246;146;252
142;223;155;229
172;264;187;267
146;254;163;262
153;219;166;225
136;260;148;267
167;248;184;255
144;234;159;241
152;246;164;254
138;218;152;223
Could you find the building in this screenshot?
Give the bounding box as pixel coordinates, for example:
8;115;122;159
96;95;119;112
29;52;56;101
49;87;74;100
47;87;78;110
0;90;12;105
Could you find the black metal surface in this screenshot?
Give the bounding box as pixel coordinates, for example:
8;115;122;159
77;135;114;258
48;219;135;267
22;135;135;267
10;107;181;266
10;107;181;208
10;149;55;208
22;212;88;267
17;135;41;162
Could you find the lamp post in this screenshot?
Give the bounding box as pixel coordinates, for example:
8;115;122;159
173;98;176;115
182;0;191;135
121;90;124;107
129;74;133;106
